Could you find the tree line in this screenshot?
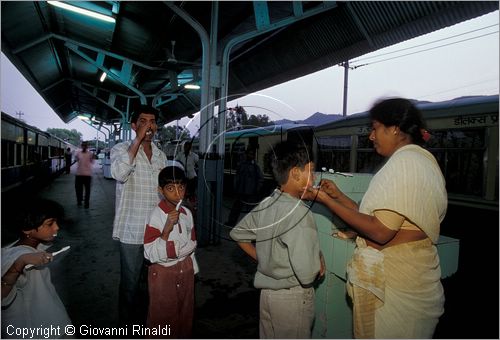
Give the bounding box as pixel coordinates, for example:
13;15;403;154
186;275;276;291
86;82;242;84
47;106;272;146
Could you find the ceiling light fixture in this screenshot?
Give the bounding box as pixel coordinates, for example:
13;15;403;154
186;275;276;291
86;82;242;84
184;84;200;90
47;1;116;23
100;72;107;82
77;115;90;121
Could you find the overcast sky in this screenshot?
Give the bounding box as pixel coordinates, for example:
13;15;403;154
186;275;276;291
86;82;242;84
1;11;498;141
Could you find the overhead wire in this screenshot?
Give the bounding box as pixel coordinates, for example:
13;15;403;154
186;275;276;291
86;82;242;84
352;24;499;63
349;25;499;69
416;76;499;100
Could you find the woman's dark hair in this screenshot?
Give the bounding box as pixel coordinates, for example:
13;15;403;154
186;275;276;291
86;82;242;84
130;105;159;124
158;166;187;188
21;198;64;231
271;141;311;185
369;98;427;146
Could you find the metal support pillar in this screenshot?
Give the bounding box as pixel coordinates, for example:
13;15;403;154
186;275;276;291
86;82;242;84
165;1;220;246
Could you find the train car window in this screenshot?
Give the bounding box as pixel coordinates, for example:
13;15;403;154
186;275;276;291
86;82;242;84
428;128;486;197
1;124;23;142
427;129;485;149
229;142;246;171
27;144;35;163
38;134;49;146
27;130;36;145
17;126;24;143
316;136;351;172
17;144;24;165
288;128;314;149
356;151;385;173
357;135;385;173
41;146;49;160
2;141;15;167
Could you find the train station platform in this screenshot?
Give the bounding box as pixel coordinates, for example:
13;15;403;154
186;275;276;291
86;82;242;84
1;161;498;338
2;162;259;338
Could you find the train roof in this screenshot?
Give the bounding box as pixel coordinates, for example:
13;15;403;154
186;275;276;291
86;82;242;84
224;123;312;139
2;111;78;147
315;94;499;131
417;94;499;115
2;111;50;135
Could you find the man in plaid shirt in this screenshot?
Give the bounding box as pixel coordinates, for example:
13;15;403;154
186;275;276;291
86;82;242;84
111;104;167;325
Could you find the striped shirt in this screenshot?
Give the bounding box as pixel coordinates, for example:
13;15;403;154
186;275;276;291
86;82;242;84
111;141;167;244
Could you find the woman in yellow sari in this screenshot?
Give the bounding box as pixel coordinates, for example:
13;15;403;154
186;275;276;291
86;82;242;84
305;98;447;338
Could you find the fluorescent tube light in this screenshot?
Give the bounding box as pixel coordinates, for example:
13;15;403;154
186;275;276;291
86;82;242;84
47;1;116;23
184;84;200;90
78;115;90;120
100;72;107;82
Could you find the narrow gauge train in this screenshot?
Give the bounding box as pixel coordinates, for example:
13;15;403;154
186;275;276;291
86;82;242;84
1;112;78;193
314;95;498;210
162;123;314;196
162;95;498;210
222;123;314;180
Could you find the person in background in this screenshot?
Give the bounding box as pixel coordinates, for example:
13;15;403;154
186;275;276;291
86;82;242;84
64;147;72;174
144;165;198;338
175;141;199;202
75;141;94;209
111;104;167;326
230;141;325;338
303;97;447;338
1;198;72;338
226;148;263;226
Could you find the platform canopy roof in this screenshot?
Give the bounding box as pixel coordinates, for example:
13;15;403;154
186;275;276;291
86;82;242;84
1;1;498;127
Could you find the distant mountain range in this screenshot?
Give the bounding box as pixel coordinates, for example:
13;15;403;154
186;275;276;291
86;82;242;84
273;111;344;127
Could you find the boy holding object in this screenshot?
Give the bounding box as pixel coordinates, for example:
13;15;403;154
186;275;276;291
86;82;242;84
144;165;198;338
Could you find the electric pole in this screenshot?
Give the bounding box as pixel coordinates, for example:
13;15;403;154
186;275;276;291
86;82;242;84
15;111;25;121
342;61;349;117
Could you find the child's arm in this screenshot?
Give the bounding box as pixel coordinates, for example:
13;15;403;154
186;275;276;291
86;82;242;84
144;208;177;263
230;211;257;260
237;242;257;261
2;260;23;299
160;210;178;241
2;252;52;299
144;209;196;263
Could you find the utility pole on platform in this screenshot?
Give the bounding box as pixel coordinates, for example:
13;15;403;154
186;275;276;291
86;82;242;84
342;60;349;117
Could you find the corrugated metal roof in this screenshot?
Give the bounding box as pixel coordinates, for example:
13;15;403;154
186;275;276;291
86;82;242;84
1;1;498;126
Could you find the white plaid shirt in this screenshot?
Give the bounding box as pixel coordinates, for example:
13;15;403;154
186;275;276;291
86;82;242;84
111;141;167;244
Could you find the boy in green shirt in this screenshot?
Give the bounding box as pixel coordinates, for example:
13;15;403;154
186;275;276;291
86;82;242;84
230;141;325;338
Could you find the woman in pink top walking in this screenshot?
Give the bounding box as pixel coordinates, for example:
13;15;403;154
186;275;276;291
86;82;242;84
75;141;95;208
